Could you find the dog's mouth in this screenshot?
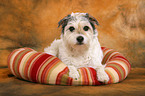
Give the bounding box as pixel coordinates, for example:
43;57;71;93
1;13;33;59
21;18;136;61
76;42;84;45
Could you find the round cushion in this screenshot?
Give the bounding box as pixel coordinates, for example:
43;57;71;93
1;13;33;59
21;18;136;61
7;47;131;85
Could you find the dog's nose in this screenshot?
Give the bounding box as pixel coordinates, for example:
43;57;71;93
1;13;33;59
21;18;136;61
77;36;84;43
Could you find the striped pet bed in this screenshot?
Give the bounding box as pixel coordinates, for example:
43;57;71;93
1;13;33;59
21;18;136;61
7;47;131;85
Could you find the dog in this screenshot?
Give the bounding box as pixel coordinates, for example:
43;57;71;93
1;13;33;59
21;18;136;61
44;12;109;83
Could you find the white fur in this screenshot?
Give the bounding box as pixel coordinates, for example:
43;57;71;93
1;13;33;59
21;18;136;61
44;12;109;83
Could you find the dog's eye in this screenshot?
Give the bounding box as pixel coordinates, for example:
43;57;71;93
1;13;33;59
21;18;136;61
83;26;89;31
69;26;75;32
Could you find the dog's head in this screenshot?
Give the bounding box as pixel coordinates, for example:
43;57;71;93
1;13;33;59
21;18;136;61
58;12;99;50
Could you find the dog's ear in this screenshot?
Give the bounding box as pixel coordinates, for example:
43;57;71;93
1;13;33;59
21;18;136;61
58;15;71;28
85;13;99;26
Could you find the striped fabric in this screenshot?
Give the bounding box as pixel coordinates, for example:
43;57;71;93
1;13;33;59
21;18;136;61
7;47;131;85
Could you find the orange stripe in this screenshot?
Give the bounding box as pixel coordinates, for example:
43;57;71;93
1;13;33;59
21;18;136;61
108;52;120;61
40;58;59;83
110;57;130;73
102;49;114;64
43;58;60;83
88;68;96;85
102;47;109;52
12;50;27;77
117;57;131;72
67;77;73;85
107;65;122;82
107;63;126;80
113;56;131;69
30;54;51;82
42;58;59;83
36;55;53;82
88;68;95;85
7;49;19;69
17;50;32;79
56;67;68;85
24;52;42;80
81;68;89;85
79;68;84;85
7;49;20;75
105;70;113;84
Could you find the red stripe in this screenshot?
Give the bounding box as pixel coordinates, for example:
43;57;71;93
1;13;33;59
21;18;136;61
109;52;120;61
88;68;95;85
7;49;20;73
23;47;34;51
40;57;59;83
80;68;85;85
107;62;126;79
101;47;106;51
88;67;102;85
30;53;51;82
103;48;110;54
81;68;89;85
107;65;124;81
35;55;53;82
84;68;90;85
114;56;131;71
102;49;114;64
109;57;131;73
105;71;112;84
43;58;60;83
12;50;27;77
24;52;42;80
67;77;73;85
101;47;109;52
56;67;68;85
8;48;35;79
17;50;32;78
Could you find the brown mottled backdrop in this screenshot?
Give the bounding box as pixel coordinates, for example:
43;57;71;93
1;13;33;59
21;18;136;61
0;0;145;67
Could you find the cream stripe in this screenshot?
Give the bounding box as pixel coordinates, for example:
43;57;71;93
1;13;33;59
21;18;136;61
37;56;56;82
108;60;128;76
86;68;93;85
109;52;119;57
104;49;113;55
105;67;119;83
9;49;25;76
106;52;119;62
27;53;44;80
19;51;37;80
48;62;67;84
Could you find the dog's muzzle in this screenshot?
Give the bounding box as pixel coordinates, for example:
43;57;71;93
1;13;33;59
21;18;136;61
76;36;84;45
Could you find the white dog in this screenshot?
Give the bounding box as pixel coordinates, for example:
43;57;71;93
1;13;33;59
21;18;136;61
44;12;109;83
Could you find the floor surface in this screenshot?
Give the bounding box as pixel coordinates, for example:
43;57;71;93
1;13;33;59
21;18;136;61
0;68;145;96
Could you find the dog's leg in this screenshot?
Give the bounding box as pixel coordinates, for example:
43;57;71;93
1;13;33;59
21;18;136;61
44;39;61;57
96;64;109;84
90;45;109;83
68;65;80;80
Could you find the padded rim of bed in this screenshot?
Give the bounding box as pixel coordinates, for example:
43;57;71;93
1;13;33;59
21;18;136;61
8;47;131;86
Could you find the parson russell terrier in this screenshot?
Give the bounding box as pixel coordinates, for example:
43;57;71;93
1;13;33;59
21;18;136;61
44;12;109;83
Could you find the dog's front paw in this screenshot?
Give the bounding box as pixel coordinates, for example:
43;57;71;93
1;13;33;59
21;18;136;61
68;66;80;80
69;71;80;80
97;70;109;84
